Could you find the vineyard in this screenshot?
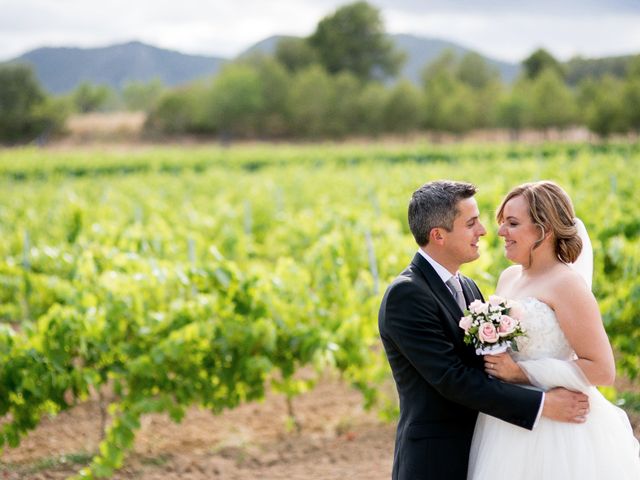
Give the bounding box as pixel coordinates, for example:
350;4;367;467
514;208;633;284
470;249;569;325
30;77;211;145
0;141;639;478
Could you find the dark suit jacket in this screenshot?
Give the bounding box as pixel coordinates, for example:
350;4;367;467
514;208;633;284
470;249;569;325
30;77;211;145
378;252;543;480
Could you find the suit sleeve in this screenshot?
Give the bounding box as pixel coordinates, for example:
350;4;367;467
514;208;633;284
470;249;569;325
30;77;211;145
383;278;542;430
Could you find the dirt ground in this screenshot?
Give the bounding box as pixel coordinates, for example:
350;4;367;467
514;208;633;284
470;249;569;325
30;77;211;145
0;376;396;479
1;374;640;480
55;112;625;148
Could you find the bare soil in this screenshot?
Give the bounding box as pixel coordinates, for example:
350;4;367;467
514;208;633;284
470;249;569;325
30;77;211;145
0;377;395;479
1;375;639;480
48;112;640;150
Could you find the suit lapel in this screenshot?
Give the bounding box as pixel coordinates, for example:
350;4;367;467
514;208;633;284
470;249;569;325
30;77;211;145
410;253;464;326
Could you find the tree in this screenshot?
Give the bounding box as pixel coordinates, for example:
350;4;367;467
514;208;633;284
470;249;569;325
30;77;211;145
207;64;264;138
0;64;67;144
575;77;598;120
421;50;455;130
275;37;318;73
456;53;502;128
581;76;627;137
623;79;640;134
239;55;291;137
497;95;529;139
354;81;388;136
527;69;577;132
308;1;404;81
623;56;640;133
329;71;363;137
522;48;564;80
497;81;531;140
71;82;116;113
421;51;475;133
383;80;423;134
122;79;165;112
440;83;477;134
287;65;334;137
564;55;631;86
145;83;206;135
457;52;499;90
627;55;640;78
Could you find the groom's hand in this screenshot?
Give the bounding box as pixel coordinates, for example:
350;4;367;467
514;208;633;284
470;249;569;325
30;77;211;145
542;387;590;423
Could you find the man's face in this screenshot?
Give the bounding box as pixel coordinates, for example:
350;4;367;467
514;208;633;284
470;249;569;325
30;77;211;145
441;197;487;265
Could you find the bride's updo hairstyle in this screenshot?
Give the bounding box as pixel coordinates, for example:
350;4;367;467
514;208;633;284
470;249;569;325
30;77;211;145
496;181;582;264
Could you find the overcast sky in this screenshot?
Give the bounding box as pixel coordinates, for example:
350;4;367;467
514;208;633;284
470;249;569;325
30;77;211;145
2;0;640;63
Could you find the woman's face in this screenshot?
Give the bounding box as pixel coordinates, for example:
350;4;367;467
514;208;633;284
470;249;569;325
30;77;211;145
497;195;544;265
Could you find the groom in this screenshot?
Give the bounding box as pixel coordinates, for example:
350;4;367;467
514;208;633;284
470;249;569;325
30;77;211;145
378;180;589;479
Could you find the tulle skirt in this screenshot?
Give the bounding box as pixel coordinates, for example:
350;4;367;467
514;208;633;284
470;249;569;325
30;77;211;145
468;388;640;479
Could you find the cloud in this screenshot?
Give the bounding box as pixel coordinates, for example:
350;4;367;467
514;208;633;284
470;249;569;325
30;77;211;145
385;10;640;61
1;0;639;62
372;0;640;16
0;0;333;59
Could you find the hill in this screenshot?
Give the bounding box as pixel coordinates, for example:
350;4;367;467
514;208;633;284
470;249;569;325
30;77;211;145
8;41;226;94
240;33;520;84
7;36;637;95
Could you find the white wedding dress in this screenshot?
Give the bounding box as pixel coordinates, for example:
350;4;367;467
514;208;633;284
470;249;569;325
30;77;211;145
468;297;640;479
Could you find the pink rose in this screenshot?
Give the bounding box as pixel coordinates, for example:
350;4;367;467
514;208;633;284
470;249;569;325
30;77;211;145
498;315;517;336
478;322;499;343
459;315;472;333
469;300;488;315
488;295;505;306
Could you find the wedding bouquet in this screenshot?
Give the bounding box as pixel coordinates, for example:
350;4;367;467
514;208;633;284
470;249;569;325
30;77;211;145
458;295;526;355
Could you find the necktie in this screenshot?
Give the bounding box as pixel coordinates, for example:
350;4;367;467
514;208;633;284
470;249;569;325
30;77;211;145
446;275;467;312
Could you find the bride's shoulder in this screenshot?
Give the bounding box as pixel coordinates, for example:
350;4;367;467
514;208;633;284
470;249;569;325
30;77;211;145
496;265;521;292
549;264;588;289
498;265;522;283
545;264;593;304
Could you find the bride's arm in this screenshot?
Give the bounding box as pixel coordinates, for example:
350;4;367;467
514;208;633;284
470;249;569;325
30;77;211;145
551;270;616;386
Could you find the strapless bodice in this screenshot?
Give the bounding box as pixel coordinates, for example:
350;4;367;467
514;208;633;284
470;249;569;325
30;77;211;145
510;297;576;362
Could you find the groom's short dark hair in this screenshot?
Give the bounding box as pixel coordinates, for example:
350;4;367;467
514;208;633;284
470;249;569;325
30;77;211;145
409;180;477;246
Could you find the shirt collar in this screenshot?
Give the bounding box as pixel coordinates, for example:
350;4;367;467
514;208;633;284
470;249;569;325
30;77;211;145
417;248;458;284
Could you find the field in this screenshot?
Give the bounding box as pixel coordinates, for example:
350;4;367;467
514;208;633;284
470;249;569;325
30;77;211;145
0;140;639;478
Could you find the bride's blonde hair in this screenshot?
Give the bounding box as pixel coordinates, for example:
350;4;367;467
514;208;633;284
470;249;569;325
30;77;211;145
496;180;582;264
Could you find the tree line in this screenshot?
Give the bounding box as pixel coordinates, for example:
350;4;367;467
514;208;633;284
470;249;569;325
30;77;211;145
1;1;640;144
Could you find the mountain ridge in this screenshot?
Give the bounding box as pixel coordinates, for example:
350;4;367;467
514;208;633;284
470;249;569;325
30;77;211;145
242;33;520;83
9;41;227;94
5;35;635;94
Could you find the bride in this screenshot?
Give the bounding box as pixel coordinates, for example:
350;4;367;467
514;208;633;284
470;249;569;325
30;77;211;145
467;181;640;479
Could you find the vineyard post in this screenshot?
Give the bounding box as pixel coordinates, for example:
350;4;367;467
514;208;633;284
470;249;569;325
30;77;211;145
188;238;196;265
22;229;30;270
286;396;302;434
188;238;197;296
365;228;379;295
244;200;252;236
275;187;284;214
610;174;618;194
21;229;31;320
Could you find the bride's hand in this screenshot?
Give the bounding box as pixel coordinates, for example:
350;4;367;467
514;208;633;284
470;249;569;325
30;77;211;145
484;353;529;383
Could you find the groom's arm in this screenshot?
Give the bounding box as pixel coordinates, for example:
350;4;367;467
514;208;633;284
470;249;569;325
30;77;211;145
384;280;588;426
485;354;591;424
383;279;543;429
